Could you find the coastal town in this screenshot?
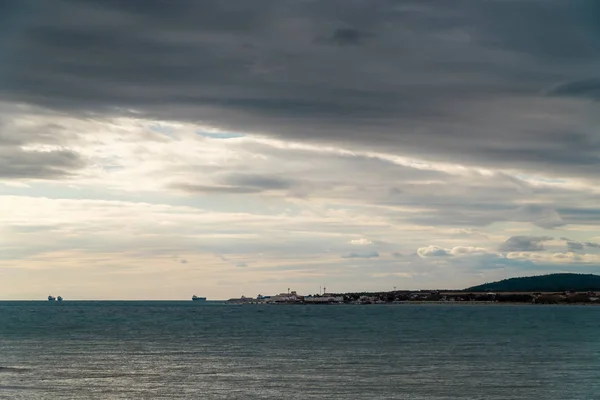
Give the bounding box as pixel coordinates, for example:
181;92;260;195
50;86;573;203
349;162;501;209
223;274;600;305
226;289;600;305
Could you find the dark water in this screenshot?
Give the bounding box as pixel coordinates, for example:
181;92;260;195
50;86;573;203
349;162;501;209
1;302;599;399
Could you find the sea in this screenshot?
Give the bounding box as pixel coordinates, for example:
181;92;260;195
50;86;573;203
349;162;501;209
1;302;599;399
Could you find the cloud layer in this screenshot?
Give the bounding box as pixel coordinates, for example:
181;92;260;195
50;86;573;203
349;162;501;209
2;1;600;177
2;1;600;298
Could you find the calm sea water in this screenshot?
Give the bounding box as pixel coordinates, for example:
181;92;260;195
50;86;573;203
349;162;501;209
1;302;599;399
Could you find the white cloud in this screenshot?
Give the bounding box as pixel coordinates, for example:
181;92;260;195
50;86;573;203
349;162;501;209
417;245;493;258
349;238;372;245
417;246;450;258
449;246;491;256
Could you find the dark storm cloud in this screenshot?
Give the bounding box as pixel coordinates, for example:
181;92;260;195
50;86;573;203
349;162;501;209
316;28;374;46
1;0;600;177
548;79;600;100
498;236;553;252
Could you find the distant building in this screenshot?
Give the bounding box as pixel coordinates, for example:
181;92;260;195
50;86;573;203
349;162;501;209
266;291;302;304
304;295;343;304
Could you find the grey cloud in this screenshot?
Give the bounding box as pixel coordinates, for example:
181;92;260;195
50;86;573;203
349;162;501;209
450;229;488;239
380;169;600;228
2;0;600;178
170;173;294;194
265;146;600;227
0;118;67;147
222;174;292;191
397;201;543;228
557;207;600;225
236;262;248;268
343;251;379;259
156;136;600;229
246;143;600;230
473;1;600;61
498;236;553;252
0;148;85;179
548;79;600;100
317;28;374;46
562;237;600;249
180;259;188;264
170;183;264;194
0;106;87;180
518;205;564;229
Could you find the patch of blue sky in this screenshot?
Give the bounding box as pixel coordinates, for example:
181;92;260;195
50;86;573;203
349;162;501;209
148;123;177;138
197;130;245;139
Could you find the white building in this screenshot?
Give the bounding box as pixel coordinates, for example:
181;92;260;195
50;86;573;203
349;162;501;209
266;291;302;303
304;295;344;304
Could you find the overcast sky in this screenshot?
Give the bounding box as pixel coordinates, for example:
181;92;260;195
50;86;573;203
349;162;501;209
2;0;600;299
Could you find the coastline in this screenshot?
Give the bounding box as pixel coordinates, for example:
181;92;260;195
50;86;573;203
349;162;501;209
224;300;600;306
226;289;600;306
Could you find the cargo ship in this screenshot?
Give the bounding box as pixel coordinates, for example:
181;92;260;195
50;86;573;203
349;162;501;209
192;295;207;302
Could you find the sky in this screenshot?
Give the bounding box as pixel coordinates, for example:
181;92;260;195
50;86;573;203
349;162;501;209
1;0;600;300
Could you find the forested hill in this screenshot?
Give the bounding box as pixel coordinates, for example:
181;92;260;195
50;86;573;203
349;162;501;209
466;273;600;292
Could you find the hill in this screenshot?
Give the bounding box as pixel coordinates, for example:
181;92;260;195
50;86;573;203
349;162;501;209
465;273;600;292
